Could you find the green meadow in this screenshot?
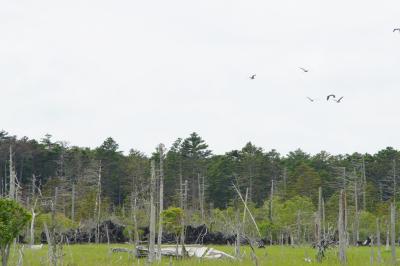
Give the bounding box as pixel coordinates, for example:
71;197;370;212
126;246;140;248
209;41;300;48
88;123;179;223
6;244;399;266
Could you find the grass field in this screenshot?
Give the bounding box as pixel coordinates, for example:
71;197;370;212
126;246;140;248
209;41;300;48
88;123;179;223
6;244;399;266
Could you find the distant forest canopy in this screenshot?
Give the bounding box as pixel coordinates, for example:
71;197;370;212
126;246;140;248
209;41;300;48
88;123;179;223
0;129;399;214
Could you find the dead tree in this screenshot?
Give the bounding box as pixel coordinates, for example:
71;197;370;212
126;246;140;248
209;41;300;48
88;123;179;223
71;183;75;222
362;156;367;210
376;218;381;264
354;181;359;244
44;195;64;266
338;190;346;264
43;222;55;265
235;187;248;258
232;183;261;238
148;160;156;263
316;187;323;244
198;173;205;223
95;163;102;244
370;238;374;265
393;160;397;204
157;144;165;261
269;180;274;222
179;161;183;209
180;179;188;256
130;191;139;246
322;198;326;239
391;202;396;265
30;199;39;246
282;167;287;199
386;221;390;251
242;188;249;225
29;174;41;246
235;209;241;259
8;146;17;200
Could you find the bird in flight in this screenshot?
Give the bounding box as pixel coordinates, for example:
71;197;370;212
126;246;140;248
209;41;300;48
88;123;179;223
393;28;400;33
299;67;309;73
326;94;336;101
306;97;315;102
335;96;344;103
249;74;256;79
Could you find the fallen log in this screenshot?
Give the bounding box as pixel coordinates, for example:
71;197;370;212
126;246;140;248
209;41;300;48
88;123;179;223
110;247;134;254
133;245;235;260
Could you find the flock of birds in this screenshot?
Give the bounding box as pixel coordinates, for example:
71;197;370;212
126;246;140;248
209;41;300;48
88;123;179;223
247;28;400;105
249;68;344;104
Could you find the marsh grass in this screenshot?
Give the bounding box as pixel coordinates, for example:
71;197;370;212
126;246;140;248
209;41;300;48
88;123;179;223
7;244;397;266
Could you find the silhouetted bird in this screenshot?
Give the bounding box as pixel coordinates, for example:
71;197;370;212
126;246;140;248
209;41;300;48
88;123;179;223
335;96;344;103
249;74;256;79
326;94;336;101
393;28;400;33
306;97;315;102
299;67;309;73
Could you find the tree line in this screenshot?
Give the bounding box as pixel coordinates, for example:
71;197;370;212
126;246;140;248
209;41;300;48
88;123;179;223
0;129;399;244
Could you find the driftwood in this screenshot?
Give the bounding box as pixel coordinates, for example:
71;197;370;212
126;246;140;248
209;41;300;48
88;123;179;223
133;245;235;260
110;248;135;254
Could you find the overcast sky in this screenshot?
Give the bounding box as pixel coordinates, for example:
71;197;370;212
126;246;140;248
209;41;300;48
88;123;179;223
1;0;400;156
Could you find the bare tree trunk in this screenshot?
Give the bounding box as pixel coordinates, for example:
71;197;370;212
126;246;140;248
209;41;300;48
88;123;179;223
338;190;347;264
30;199;38;246
179;160;183;209
95;164;102;244
198;174;205;224
377;218;381;264
180;180;188;256
131;192;139;246
393;160;397;204
29;174;39;246
344;185;349;246
157;144;165;261
269;180;274;222
8;146;16;200
235;209;241;259
370;238;374;265
362;156;367;210
71;183;75;222
232;183;261;237
16;245;24;266
30;210;36;246
54;187;58;212
239;188;249;253
243;188;249;225
148;160;156;263
1;244;10;266
322;198;326;239
386;222;390;251
283;167;287;199
296;211;301;244
249;176;253;203
44;222;56;266
317;186;322;244
354;181;359;244
105;223;110;245
391;202;396;265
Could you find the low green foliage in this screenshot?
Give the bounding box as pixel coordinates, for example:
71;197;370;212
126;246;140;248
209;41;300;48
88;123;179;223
0;199;31;266
36;213;78;232
162;207;184;238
